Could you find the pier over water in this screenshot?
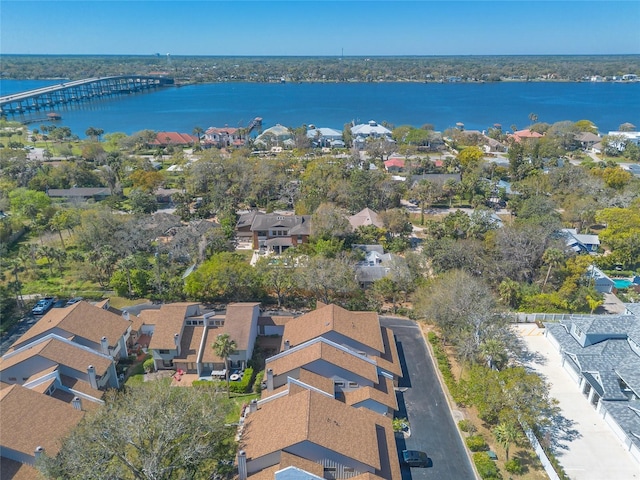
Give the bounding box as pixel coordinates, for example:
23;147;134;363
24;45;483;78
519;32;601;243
0;75;174;116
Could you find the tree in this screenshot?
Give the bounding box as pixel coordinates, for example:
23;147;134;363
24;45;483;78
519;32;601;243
256;254;296;308
85;126;104;141
541;247;566;290
457;146;484;175
213;333;237;398
413;270;513;364
411;179;438;225
38;381;234;480
297;254;358;305
184;252;261;302
493;422;524;461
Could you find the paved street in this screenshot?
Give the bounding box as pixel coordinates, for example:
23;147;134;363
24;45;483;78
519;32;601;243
381;317;476;480
517;324;640;480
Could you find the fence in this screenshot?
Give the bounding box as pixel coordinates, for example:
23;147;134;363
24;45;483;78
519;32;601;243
509;312;572;324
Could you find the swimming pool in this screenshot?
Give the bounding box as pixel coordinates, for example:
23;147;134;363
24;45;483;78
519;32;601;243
613;279;633;289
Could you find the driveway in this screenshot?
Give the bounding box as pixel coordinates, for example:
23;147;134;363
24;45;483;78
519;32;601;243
381;317;476;480
517;324;640;480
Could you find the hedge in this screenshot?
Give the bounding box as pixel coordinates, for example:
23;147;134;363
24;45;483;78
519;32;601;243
465;435;488;452
427;331;464;404
229;367;255;394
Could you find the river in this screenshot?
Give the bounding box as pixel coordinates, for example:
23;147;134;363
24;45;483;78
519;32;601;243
1;79;638;136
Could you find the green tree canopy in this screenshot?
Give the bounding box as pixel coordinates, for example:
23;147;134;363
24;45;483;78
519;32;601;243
39;381;234;480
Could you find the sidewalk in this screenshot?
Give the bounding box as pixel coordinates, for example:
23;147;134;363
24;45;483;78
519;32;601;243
516;324;640;480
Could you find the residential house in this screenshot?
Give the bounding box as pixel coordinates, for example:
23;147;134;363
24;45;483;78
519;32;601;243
8;301;131;360
351;120;394;151
0;334;117;394
236;212;312;253
510;129;543;142
306;126;345;148
0;385;86;474
587;265;615;294
383;157;405;172
561;228;600;254
0;301;127;477
260;303;402;416
352;245;397;288
204;126;244;148
255;125;293;148
144;302;260;376
238;385;401;479
46;187;112;202
606;131;640;151
545;314;640;464
575;132;601;151
149;132;199;147
348;208;384;230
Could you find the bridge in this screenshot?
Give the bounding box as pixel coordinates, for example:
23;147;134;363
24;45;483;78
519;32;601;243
0;75;174;116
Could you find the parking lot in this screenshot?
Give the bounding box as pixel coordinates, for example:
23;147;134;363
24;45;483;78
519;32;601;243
381;317;476;480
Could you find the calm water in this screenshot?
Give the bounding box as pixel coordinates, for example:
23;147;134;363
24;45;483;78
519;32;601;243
1;79;639;136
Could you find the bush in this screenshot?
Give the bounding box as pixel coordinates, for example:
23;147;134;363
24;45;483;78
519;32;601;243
505;458;524;475
142;358;155;373
473;452;501;480
229;367;255;394
253;370;264;394
466;435;488;452
458;419;477;434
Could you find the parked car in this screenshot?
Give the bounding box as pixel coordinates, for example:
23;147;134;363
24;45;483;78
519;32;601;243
52;299;68;308
65;297;84;306
402;450;430;468
32;297;55;315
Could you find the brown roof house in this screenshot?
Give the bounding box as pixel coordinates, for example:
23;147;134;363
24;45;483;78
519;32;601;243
0;385;86;474
0;334;117;396
237;384;401;480
144;302;260;377
236;212;312;253
348;208;384;230
261;303;402;416
8;301;132;361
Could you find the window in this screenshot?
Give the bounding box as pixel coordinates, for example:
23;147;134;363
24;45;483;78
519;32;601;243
323;467;337;473
158;349;170;354
334;381;345;388
344;467;355;473
348;382;358;388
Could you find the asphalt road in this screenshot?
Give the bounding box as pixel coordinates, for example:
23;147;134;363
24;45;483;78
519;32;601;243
381;317;476;480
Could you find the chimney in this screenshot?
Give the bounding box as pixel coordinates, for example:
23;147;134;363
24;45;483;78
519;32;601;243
174;333;180;356
122;310;130;321
249;399;257;413
34;446;44;461
72;396;82;410
237;450;247;480
87;365;97;389
283;340;290;351
266;368;274;392
101;336;109;355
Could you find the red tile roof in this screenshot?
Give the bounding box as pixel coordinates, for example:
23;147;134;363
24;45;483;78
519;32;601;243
150;132;199;146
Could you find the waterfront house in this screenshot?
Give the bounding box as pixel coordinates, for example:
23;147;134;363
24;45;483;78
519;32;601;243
149;132;199;147
204;126;243;148
510;129;543;142
306;126;345;148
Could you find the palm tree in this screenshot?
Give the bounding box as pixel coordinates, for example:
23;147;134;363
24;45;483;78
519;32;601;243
493;422;524;461
542;247;565;290
480;338;508;370
212;333;237;398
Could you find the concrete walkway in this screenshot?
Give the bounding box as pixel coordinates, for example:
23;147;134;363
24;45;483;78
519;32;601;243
516;324;640;480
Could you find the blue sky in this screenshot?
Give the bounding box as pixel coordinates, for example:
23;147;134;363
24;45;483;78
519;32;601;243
2;1;639;56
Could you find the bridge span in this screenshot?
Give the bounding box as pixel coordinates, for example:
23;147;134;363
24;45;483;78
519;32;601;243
0;75;174;116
